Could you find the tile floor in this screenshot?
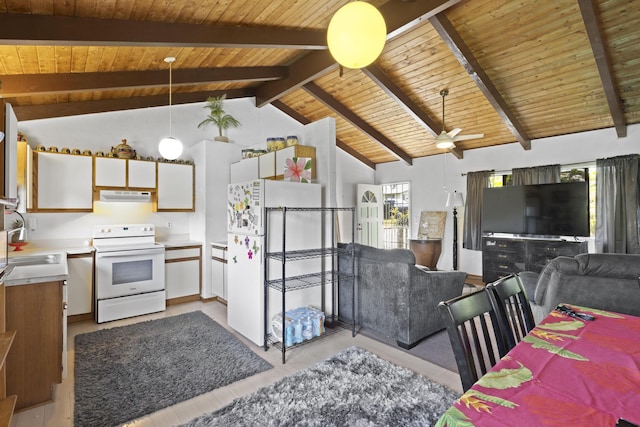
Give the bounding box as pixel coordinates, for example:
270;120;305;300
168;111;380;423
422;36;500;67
10;300;463;427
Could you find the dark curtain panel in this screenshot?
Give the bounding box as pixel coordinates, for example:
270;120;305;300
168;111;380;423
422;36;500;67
463;170;493;251
595;154;640;254
512;164;561;185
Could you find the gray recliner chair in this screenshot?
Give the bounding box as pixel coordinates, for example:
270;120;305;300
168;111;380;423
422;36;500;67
338;243;466;349
519;253;640;323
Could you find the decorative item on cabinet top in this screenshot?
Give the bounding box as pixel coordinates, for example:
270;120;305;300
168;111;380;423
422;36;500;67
30;144;194;164
111;139;136;159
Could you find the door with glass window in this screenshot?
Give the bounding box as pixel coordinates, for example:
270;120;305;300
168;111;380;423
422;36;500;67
356;184;383;247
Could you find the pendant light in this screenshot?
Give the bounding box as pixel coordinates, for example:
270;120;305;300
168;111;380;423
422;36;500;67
327;1;386;69
158;56;183;160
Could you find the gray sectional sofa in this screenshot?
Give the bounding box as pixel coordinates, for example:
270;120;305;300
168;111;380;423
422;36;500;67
519;253;640;323
338;243;466;349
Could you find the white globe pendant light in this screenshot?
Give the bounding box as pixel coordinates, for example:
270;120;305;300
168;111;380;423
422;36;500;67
158;136;183;159
327;1;386;69
158;56;183;160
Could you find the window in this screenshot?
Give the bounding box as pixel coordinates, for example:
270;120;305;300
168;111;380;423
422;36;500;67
382;182;410;249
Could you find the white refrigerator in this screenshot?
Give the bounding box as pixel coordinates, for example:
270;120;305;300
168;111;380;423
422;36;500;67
227;179;323;345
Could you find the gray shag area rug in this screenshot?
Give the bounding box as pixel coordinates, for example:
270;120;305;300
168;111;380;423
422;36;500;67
181;346;460;427
74;311;273;427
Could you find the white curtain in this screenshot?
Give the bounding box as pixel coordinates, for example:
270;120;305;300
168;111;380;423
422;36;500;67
595;155;640;254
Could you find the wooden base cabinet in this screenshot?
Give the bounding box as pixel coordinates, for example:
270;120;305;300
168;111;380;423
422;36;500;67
165;246;202;304
5;281;63;411
67;253;94;321
211;243;228;302
0;284;17;426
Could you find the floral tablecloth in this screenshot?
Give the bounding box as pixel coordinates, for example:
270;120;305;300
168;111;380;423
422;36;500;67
436;304;640;426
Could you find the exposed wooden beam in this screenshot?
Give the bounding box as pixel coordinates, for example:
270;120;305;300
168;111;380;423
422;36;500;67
271;100;376;170
256;51;339;107
0;14;326;49
11;88;256;121
362;64;439;136
255;0;461;107
450;147;463;160
1;67;287;97
303;82;412;165
429;13;532;151
577;0;626;138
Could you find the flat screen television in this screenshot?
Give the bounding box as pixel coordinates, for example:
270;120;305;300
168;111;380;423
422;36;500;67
482;182;589;237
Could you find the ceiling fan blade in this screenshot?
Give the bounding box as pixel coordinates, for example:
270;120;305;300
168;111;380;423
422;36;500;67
447;128;462;138
453;133;484;141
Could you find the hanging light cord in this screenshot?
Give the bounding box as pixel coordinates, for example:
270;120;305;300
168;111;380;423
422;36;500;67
440;89;448;133
165;56;176;137
168;60;173;136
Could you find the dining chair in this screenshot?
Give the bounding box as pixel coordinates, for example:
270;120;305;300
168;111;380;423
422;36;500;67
438;289;512;391
487;274;536;350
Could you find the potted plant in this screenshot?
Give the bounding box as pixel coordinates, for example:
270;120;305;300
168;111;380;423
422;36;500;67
197;94;241;142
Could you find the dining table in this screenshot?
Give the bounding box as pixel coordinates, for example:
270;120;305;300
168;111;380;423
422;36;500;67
436;304;640;426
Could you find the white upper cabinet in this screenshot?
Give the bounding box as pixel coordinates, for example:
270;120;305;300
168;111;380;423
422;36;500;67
128;160;156;189
258;151;275;179
94;158;156;189
230;156;259;183
94;157;127;187
34;152;93;211
157;162;194;211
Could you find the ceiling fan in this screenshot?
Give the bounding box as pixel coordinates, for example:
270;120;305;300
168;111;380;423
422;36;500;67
435;89;484;149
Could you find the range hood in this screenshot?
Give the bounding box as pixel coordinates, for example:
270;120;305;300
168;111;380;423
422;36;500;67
99;190;152;202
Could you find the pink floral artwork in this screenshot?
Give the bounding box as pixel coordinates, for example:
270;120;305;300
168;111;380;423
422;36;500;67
247;249;253;260
284;157;312;183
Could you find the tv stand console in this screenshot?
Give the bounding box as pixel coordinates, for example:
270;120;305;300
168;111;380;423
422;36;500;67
482;236;588;284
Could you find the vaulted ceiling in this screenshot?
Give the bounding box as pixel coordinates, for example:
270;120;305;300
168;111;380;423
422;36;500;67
0;0;637;169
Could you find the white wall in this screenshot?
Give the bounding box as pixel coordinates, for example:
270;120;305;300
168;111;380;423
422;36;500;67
16;98;305;242
375;123;640;276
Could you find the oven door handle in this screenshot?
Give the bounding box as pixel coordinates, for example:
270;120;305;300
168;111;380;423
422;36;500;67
96;247;165;258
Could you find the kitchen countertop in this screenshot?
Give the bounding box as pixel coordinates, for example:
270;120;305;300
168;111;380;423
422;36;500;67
159;238;203;248
9;239;95;256
211;241;228;249
4;250;69;286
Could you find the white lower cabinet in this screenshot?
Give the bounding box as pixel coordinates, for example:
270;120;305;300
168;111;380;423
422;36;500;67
211;243;228;301
165;246;202;301
67;253;94;316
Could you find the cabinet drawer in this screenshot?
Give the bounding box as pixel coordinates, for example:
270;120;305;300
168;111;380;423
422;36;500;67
526;240;586;257
483;238;524;253
484;259;526;273
165;247;201;260
211;245;227;261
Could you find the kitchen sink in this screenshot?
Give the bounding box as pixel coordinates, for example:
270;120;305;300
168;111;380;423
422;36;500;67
8;254;63;266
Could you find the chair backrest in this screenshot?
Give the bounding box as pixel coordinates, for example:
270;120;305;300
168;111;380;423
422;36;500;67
488;274;535;349
438;289;512;391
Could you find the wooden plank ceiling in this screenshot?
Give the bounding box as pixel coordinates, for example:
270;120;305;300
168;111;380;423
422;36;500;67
0;0;637;168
